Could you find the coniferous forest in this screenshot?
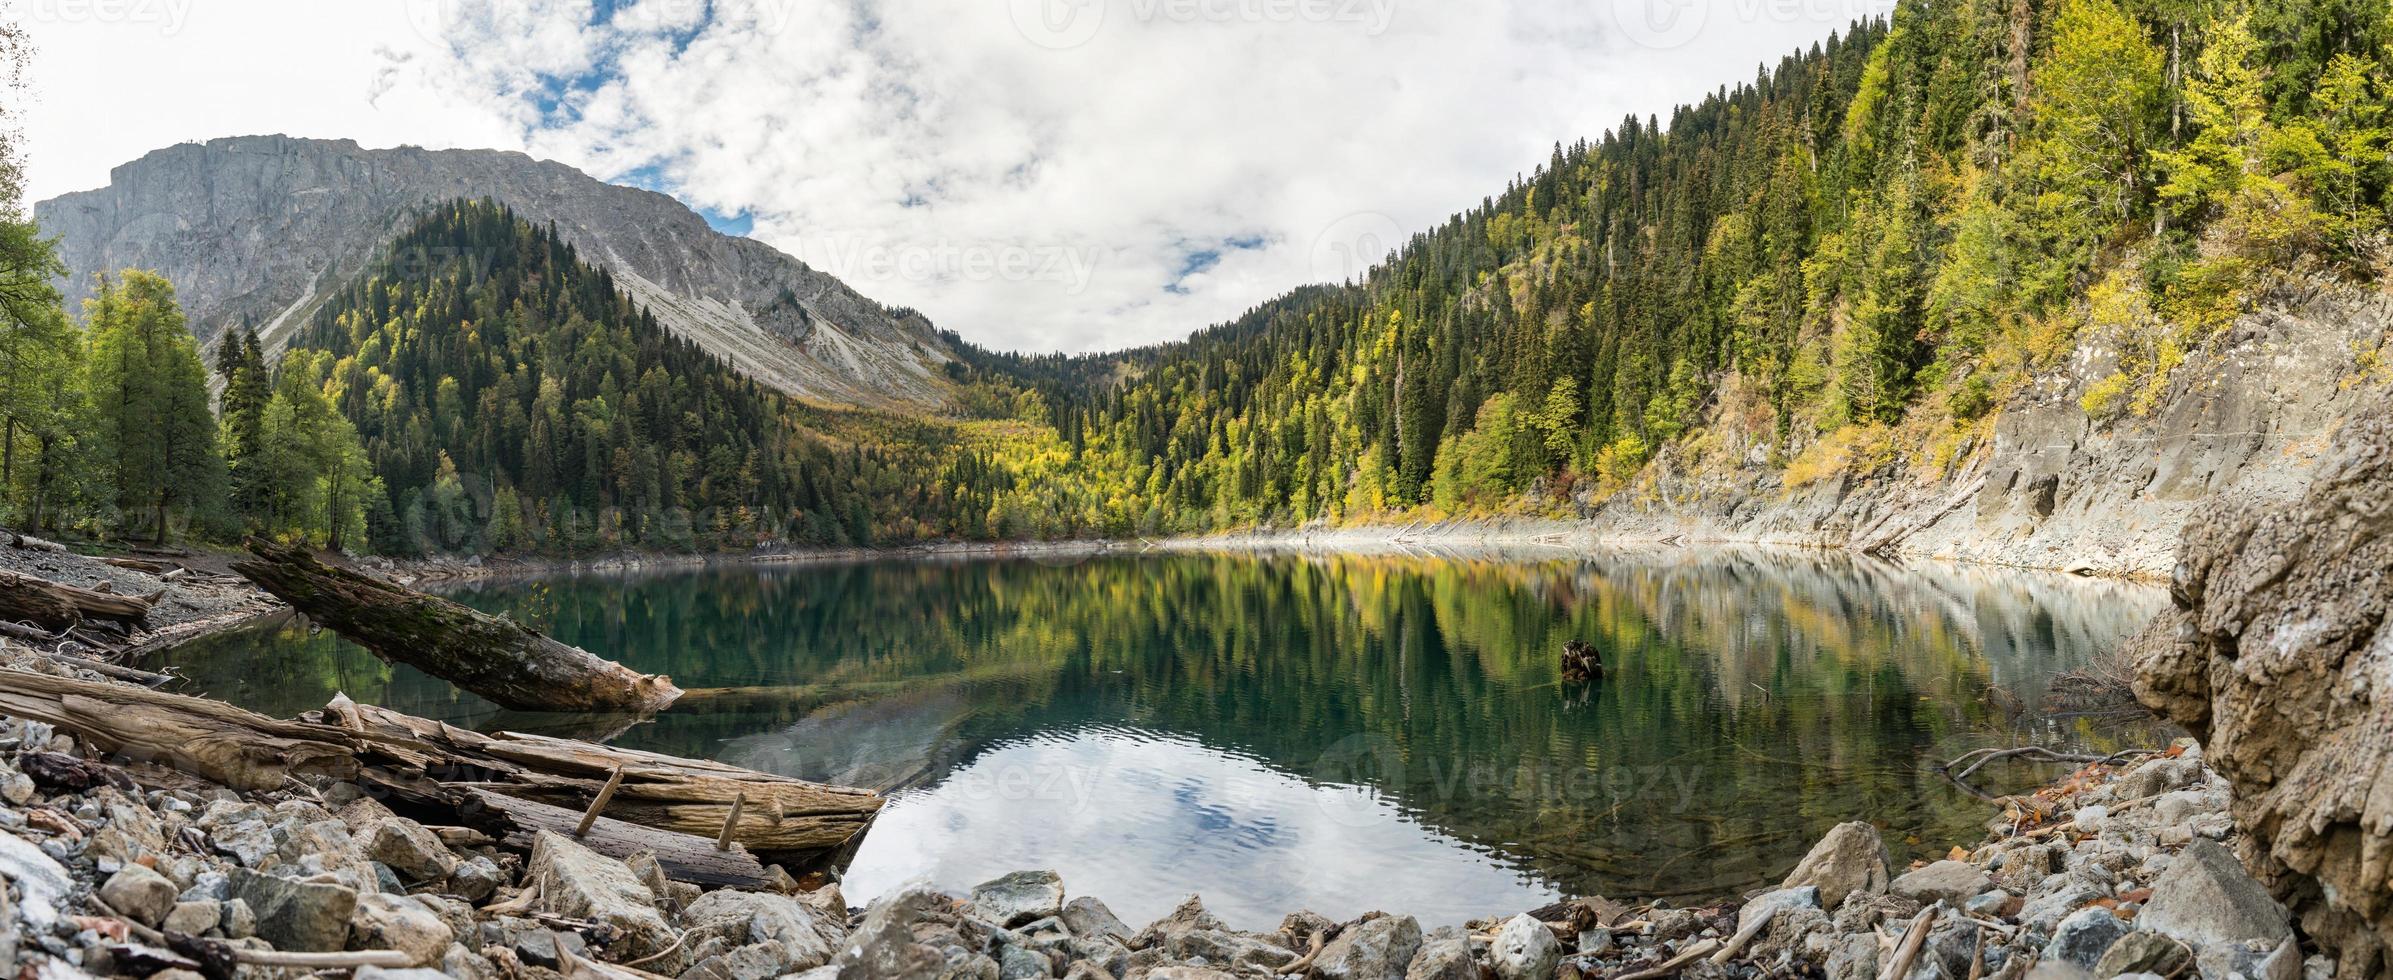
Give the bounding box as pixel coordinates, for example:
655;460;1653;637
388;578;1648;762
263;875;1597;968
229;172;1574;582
2;0;2390;555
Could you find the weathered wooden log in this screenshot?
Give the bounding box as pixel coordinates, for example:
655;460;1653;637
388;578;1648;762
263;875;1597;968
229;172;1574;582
0;570;154;630
0;669;358;791
231;540;681;713
312;696;883;864
99;556;175;574
0;670;883;880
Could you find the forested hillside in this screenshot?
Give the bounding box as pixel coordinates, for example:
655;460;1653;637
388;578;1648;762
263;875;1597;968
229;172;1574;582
956;0;2393;534
277;200;949;555
4;0;2387;556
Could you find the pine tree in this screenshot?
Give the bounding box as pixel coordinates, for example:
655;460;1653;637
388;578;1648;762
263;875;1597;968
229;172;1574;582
82;271;222;543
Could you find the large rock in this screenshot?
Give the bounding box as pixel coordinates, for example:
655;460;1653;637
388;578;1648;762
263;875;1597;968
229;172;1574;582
679;889;846;972
2094;931;2196;977
228;868;357;952
1780;822;1892;908
2133;397;2393;978
355;818;456;883
1488;913;1558;980
1314;914;1422;980
1131;895;1227;950
1404;926;1478;980
2041;907;2129;970
524;830;674;959
971;871;1065;928
2137;839;2293;950
98;865;177;928
349;893;454;967
822;884;949;979
1890;861;1992;906
1059;897;1132;943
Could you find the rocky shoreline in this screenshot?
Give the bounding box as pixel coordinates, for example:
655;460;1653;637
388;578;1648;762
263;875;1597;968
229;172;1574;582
0;676;2323;980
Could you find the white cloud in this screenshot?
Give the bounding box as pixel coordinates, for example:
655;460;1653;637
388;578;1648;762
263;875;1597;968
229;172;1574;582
19;0;1890;354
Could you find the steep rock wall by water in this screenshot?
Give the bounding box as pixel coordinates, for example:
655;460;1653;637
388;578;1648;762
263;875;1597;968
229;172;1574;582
1586;280;2393;578
2129;396;2393;979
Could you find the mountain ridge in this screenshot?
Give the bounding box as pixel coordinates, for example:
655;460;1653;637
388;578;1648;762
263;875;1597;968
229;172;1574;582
33;135;956;409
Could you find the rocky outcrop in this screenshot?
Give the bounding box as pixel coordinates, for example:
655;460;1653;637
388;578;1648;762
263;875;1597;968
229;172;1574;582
1586;279;2393;578
2133;396;2393;979
33;135;955;408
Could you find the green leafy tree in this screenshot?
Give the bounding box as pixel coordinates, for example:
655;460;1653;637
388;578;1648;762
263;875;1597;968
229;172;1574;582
82;271;222;543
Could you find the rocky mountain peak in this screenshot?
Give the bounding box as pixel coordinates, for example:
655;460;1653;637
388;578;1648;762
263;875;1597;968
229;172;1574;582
34;135;954;409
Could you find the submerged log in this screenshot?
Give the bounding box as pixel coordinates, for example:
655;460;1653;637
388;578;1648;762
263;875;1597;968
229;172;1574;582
230;540;681;713
0;570;155;630
0;669;883;881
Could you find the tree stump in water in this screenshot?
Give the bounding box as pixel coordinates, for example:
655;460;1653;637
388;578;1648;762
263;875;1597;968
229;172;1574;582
1561;640;1605;682
230;540;680;713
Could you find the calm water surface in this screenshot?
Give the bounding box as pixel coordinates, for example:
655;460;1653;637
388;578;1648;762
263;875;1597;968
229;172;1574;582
162;549;2166;928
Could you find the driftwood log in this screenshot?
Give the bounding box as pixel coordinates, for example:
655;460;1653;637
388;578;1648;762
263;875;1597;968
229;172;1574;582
0;670;882;884
0;570;156;630
230;541;681;713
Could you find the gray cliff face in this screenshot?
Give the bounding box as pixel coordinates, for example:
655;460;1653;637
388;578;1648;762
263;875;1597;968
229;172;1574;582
1582;279;2393;578
32;135;953;408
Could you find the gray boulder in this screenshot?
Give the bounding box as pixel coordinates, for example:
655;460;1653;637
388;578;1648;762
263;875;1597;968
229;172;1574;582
524;830;675;959
1404;926;1478;980
2093;931;2195;977
1131;895;1227;949
1489;913;1559;980
1315;914;1422;980
1163;929;1297;971
2041;907;2129;969
828;885;951;979
972;871;1066;928
1740;886;1821;931
679;889;846;972
356;818;456;883
349;893;454;967
683;941;799;980
98;864;177;928
1890;861;1993;905
1781;822;1892;907
2138;839;2292;951
229;867;357;951
1059;896;1133;943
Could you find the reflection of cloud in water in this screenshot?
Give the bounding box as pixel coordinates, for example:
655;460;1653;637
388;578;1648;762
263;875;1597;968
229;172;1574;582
842;726;1558;931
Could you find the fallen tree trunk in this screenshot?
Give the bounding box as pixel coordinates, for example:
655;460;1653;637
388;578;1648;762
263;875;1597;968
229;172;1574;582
0;670;883;881
230;540;681;713
0;570;155;630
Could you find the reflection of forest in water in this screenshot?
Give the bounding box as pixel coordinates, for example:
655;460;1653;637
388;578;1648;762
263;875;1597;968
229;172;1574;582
165;548;2167;902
